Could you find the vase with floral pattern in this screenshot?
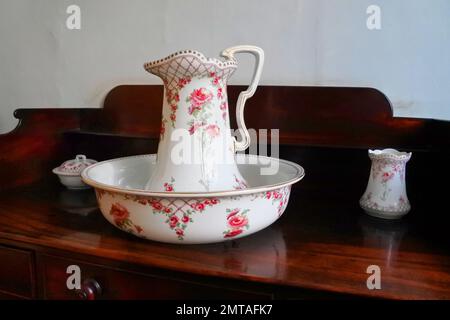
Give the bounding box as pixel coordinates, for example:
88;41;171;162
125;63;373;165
360;149;412;219
144;46;264;192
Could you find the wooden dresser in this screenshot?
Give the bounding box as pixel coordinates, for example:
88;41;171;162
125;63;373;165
0;85;449;300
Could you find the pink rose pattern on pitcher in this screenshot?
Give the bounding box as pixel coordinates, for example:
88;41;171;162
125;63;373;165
185;73;227;138
160;119;167;140
159;71;233;190
187;88;213;116
160;71;229;141
233;174;248;190
220;102;228;124
163;177;175;192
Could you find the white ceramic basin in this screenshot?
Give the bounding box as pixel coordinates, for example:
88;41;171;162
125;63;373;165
82;154;304;244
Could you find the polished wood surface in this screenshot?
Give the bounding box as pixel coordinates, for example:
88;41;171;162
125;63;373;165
39;254;271;300
0;245;35;299
0;149;449;300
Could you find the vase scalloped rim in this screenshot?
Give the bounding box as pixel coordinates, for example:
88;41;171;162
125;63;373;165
369;148;412;160
81;154;304;198
143;49;238;70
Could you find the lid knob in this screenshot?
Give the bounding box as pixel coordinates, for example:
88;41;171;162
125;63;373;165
76;155;87;161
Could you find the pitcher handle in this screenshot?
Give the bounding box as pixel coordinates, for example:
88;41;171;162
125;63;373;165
221;45;265;152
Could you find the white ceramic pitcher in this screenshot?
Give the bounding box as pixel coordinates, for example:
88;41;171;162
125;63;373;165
144;46;264;192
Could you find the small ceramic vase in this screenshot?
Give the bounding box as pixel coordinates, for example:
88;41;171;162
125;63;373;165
360;149;412;219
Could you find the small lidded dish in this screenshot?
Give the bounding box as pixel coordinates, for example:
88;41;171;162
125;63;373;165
53;155;97;190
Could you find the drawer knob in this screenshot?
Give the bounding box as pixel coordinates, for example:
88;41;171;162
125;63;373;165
76;279;102;300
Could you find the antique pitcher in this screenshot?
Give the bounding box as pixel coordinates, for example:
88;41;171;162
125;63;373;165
360;149;412;219
144;46;264;192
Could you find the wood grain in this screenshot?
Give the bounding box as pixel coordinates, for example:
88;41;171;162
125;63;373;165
0;245;35;298
39;254;271;300
0;109;79;190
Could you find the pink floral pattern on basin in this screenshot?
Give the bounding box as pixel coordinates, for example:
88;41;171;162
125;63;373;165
94;183;296;243
223;208;250;238
132;196;220;240
109;203;143;235
265;187;291;217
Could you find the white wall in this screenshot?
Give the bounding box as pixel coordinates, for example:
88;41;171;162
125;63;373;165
1;0;449;133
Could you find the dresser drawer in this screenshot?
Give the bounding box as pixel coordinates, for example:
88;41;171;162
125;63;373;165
39;254;271;300
0;245;35;299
